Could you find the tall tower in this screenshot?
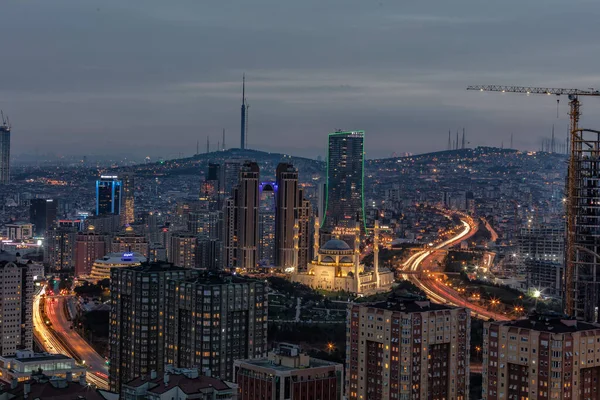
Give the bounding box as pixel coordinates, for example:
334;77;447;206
240;75;246;150
0;112;10;185
96;175;122;217
322;130;365;233
120;173;135;226
30;199;58;236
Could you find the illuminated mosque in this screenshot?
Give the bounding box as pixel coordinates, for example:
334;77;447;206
290;216;394;294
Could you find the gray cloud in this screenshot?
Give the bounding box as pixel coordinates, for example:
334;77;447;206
2;0;600;159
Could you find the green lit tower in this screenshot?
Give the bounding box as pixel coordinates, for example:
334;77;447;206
322;130;365;234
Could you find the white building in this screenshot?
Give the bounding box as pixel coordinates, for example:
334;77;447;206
0;350;85;383
0;261;34;356
88;252;146;282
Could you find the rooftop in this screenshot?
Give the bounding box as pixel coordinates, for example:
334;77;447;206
365;297;458;313
181;272;262;286
125;369;231;394
237;357;339;372
494;313;600;334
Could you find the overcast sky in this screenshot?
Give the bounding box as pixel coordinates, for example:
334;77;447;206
3;0;600;160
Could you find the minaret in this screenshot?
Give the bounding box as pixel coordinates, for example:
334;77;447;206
292;217;299;274
240;74;246;150
313;216;320;260
374;216;380;288
354;213;361;292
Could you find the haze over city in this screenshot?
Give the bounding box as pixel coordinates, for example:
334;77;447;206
3;0;600;160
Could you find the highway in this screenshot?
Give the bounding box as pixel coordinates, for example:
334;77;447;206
33;289;109;389
400;214;510;321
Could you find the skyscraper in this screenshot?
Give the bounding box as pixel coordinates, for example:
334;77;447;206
258;182;276;266
109;263;195;391
30;199;58;237
240;75;247;150
322;131;365;234
224;162;259;270
120;173;135;226
96;175;122;216
223;160;243;197
274;163;312;270
346;298;470;400
165;273;267;381
45;226;77;272
0;260;34;356
0;114;10;185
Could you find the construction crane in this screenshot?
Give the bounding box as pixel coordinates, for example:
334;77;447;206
467;85;600;319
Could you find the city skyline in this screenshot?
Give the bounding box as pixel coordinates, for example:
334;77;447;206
3;0;600;160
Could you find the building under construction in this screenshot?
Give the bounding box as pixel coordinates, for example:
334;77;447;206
467;86;600;322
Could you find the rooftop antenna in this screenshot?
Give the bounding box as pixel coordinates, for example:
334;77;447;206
551;124;555;153
447;130;451;150
455;130;459;150
222;128;226;151
461;128;465;149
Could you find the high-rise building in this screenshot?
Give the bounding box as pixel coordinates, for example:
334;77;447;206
45;226;77;271
0;260;34;356
322;130;365;234
120;173;135;226
109;263;195;391
346;298;470;400
74;226;106;277
274;163;313;270
165;273;267;381
84;214;122;234
483;314;600;400
234;343;343;400
29;199;58;236
197;238;222;270
223;162;259;270
169;233;197;268
111;226;149;257
518;223;564;296
201;163;221;211
96;175;122;216
0;115;10;185
258;182;276;266
223;160;243;197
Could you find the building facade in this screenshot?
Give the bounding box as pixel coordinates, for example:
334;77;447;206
234;343;343;400
346;298;470;400
30;199;58;237
259;182;276;266
483;314;600;400
120;172;135;226
165;273;267;381
0;261;34;356
224;162;260;270
322;130;365;234
96;175;122;216
111;226;149;257
109;263;195;391
89;252;146;282
45;226;77;272
168;233;197;268
74;226;106;277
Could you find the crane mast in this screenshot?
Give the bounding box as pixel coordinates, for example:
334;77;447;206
467;85;600;320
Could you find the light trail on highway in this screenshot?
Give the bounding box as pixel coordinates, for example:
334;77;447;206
32;289;109;389
400;214;510;321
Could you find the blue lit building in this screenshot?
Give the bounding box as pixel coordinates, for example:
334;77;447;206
96;175;122;216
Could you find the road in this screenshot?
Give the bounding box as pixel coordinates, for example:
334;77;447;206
33;289;109;389
400;214;510;321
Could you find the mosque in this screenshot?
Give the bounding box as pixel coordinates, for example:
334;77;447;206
290;217;394;295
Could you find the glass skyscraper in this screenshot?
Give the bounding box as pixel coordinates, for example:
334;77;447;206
322;130;365;233
0;121;10;185
96;175;122;216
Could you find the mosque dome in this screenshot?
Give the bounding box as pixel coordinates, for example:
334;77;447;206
321;239;351;251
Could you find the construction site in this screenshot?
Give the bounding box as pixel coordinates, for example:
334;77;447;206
468;85;600;323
